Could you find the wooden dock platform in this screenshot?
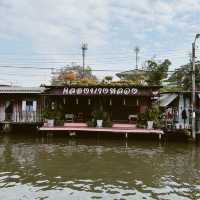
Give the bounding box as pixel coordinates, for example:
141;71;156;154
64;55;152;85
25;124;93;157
38;123;164;139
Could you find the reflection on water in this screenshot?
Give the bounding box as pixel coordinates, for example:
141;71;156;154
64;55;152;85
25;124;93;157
0;134;199;199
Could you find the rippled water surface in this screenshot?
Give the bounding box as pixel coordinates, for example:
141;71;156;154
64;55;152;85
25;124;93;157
0;134;200;199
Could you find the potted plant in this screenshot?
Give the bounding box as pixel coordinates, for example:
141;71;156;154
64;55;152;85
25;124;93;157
42;107;56;127
146;105;160;129
91;105;106;128
96;106;105;128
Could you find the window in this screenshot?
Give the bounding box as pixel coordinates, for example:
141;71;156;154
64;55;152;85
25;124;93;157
26;101;33;112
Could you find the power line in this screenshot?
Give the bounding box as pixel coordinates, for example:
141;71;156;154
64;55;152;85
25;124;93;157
0;47;195;55
0;65;178;73
0;51;197;60
0;54;193;65
0;65;54;70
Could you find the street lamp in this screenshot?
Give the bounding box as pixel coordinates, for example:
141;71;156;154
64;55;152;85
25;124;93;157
191;33;200;140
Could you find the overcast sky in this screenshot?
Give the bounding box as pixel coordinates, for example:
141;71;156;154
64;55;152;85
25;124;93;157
0;0;200;86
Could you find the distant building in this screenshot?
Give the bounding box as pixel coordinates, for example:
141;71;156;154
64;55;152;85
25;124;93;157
116;69;148;85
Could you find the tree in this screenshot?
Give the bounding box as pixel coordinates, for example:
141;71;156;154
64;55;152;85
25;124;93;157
115;59;170;86
168;61;200;90
58;71;76;83
102;76;113;84
146;59;171;86
51;65;97;85
79;76;98;85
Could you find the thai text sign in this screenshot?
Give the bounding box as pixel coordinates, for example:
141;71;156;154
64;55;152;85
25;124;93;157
63;87;138;95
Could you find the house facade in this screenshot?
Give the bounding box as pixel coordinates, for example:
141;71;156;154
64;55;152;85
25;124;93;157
42;84;160;123
0;86;44;123
159;92;200;131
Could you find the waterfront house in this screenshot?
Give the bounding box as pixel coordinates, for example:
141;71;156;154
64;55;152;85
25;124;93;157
0;86;44;124
159;91;200;131
42;84;160;124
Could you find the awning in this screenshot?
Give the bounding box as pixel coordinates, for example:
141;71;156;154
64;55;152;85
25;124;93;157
159;94;178;107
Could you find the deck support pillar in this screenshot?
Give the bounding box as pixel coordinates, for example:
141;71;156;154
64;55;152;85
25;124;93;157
2;123;12;133
69;131;76;136
158;133;162;140
125;132;128;139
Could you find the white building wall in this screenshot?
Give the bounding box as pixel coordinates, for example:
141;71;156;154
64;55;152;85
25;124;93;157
178;94;190;128
185;96;190;126
33;101;37;112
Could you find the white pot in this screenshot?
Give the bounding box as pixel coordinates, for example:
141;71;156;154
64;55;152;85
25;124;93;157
147;121;153;129
97;120;103;128
175;123;180;129
47;119;54;127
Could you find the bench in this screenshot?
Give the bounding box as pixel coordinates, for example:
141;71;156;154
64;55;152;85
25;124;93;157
65;114;74;122
64;122;87;127
113;123;136;129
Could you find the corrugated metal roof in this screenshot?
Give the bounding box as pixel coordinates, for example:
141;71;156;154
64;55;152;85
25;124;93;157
0;86;44;94
159;93;178;107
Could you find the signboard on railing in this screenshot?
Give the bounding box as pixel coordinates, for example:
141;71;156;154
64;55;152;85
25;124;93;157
63;87;138;96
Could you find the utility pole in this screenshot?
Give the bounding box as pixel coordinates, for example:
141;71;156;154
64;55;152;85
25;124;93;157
191;34;200;140
192;42;196;140
134;46;140;70
81;43;88;78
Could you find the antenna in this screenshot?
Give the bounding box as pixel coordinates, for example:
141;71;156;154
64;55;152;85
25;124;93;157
134;46;140;70
81;43;88;77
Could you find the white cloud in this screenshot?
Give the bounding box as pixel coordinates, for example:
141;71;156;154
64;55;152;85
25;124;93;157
0;0;200;85
0;0;111;51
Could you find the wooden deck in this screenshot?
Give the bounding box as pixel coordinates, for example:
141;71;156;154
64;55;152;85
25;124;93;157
38;123;164;137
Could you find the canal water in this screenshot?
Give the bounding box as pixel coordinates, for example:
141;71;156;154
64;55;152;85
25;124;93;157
0;133;199;200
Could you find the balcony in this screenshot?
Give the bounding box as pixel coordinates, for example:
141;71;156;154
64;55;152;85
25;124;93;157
0;112;42;123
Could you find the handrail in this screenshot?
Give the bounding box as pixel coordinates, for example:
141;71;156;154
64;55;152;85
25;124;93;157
0;112;42;123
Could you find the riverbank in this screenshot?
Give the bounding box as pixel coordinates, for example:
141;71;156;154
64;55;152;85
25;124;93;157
0;121;198;142
0;129;197;144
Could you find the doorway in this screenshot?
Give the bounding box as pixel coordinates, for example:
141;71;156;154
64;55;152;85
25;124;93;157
5;101;13;121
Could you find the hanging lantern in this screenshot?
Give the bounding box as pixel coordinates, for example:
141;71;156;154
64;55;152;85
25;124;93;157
137;99;139;106
76;98;79;105
88;98;91;105
123;98;126;105
63;97;66;104
51;101;55;110
109;99;112;106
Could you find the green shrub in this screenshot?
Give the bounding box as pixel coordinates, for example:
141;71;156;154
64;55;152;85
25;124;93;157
103;119;113;128
87;119;96;127
137;113;147;128
146;105;160;121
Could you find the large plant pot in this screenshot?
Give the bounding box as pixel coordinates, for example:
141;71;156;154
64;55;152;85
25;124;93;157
175;123;180;129
147;121;153;129
47;119;54;127
97;120;103;128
